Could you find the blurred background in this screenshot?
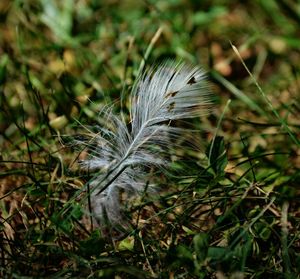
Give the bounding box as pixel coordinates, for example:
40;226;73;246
0;0;300;277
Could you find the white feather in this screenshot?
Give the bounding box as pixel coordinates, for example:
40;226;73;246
77;61;213;229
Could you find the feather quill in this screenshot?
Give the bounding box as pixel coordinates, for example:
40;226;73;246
77;61;213;231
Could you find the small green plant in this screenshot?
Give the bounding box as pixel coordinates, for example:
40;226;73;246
1;0;300;278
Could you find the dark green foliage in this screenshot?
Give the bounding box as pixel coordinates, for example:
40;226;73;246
207;136;228;176
1;0;300;278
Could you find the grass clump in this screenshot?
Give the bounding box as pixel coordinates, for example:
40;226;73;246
1;0;300;278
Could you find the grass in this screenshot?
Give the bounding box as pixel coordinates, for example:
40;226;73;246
1;0;300;278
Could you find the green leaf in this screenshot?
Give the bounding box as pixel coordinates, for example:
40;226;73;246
207;136;228;175
40;0;75;45
79;230;105;257
50;212;73;234
0;54;9;84
118;236;134;251
195;167;214;190
207;247;228;260
193;6;227;26
71;203;84;219
193;233;209;263
176;245;193;261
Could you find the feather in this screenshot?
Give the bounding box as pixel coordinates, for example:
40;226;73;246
77;61;213;232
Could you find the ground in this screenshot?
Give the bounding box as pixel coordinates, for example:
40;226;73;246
0;0;300;278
